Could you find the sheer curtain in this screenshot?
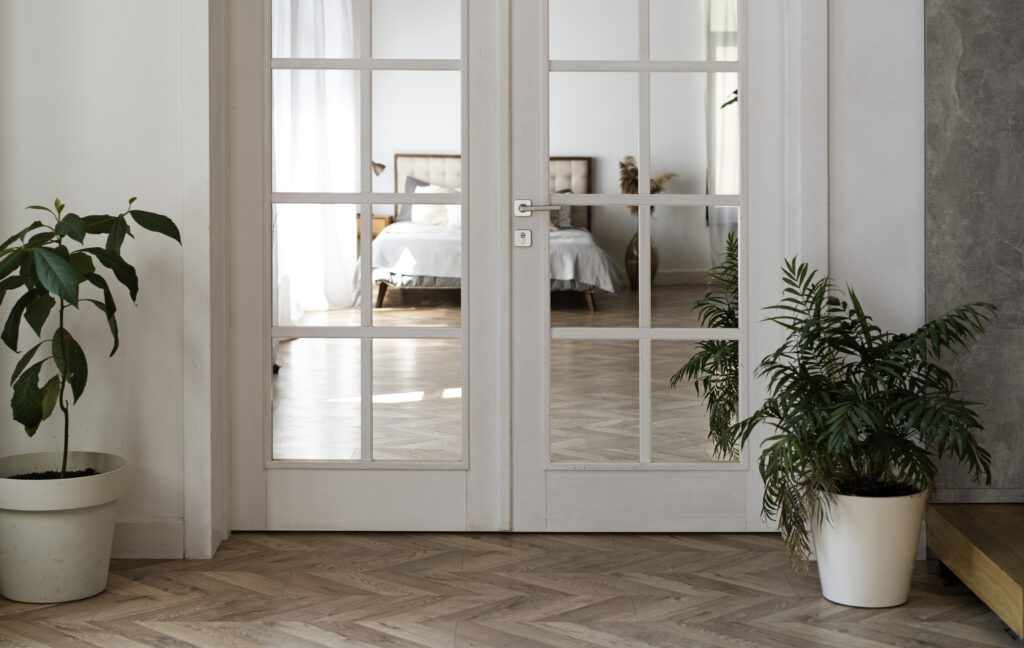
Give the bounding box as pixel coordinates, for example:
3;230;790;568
272;0;359;325
705;0;740;266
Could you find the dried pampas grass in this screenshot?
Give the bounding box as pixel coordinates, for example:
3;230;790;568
619;156;676;215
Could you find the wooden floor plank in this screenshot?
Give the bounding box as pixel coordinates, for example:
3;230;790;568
0;532;1017;647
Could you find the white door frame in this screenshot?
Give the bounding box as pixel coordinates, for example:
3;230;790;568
207;0;827;541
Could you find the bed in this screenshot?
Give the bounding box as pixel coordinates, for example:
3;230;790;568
371;154;624;311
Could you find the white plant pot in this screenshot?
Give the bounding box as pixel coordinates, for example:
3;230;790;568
0;452;128;603
812;490;927;608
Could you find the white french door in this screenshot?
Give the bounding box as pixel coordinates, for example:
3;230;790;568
229;0;509;531
229;0;817;532
510;0;755;531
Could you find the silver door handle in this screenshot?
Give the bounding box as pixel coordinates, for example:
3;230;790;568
514;199;561;217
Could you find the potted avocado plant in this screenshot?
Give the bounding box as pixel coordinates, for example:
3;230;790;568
716;258;994;608
0;198;179;603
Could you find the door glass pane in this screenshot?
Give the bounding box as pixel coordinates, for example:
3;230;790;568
372;71;461;194
373;339;462;461
549;208;634;328
650;0;738;62
550;72;639;196
549;0;639;61
372;0;460;59
650;72;739;196
651;207;738;329
550;340;639;462
272;0;360;59
370;203;462;327
273;338;361;460
273;70;361;193
652;340;739;462
274;205;361;327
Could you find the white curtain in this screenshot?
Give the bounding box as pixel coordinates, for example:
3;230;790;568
705;0;740;265
272;0;359;325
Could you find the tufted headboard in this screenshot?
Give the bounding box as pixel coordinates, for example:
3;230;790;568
394;154;592;229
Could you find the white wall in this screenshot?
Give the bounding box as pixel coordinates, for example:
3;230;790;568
0;0;197;558
829;0;925;332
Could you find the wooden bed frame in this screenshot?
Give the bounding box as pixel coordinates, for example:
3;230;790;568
375;154;596;310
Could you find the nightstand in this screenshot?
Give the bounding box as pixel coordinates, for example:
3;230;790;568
357;215;392;240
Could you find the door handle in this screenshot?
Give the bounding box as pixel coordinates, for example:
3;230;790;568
513;199;561;217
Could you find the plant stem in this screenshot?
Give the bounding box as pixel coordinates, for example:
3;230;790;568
58;298;69;478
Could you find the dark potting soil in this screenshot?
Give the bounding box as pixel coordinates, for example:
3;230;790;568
9;468;98;480
838;480;919;497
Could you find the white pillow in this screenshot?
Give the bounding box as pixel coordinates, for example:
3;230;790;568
411;184;453;227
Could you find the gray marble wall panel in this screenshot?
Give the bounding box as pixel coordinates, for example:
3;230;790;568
926;1;1024;502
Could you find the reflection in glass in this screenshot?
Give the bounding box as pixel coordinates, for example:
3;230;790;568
372;71;461;194
274;205;360;327
273;338;361;460
550;340;639;462
650;207;739;329
372;0;460;59
652;340;739;462
650;0;738;62
370;204;462;327
373;339;462;461
273;70;361;193
549;0;638;61
272;0;360;59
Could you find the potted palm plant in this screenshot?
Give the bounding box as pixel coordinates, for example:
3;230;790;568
0;198;179;603
715;258;994;608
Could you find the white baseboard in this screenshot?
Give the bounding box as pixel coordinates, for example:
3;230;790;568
112;519;184;559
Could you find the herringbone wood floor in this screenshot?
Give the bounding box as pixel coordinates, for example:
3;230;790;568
0;532;1015;647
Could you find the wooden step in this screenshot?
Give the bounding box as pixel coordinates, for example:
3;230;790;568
927;503;1024;636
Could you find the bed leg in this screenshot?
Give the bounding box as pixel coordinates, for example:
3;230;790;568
375;283;388;308
584;291;596;312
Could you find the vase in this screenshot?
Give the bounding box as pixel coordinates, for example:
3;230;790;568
624;231;659;291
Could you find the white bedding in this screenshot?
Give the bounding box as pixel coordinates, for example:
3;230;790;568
371;221;624;293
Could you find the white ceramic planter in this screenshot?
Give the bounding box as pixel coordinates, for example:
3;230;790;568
0;452;128;603
812;490;927;608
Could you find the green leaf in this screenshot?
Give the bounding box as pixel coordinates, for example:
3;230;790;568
0;249;27;281
83;248;138;301
105;217;130;253
0;275;26;311
40;375;60;420
33;248;80;305
10;341;44;385
85;273;118;354
25;231;55;248
68;252;96;278
129;209;181;244
2;291;35;351
26;205;55;216
55;213;86;243
52;327;87;402
81;215;117;235
11;361;43;436
0;221;45;251
24;292;55;335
